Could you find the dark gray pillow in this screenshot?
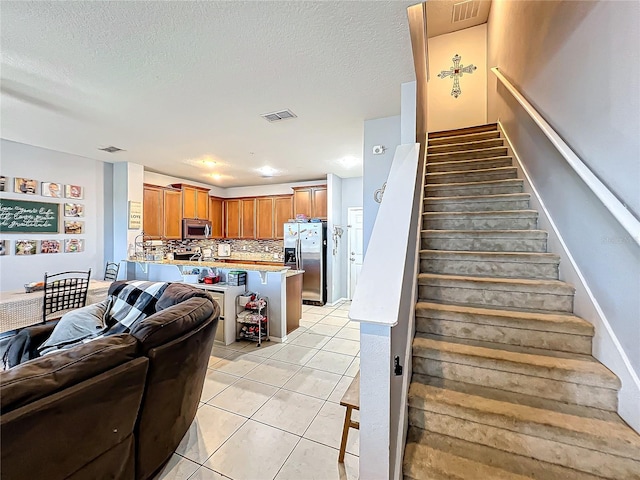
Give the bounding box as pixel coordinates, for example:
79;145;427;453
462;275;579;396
38;298;112;355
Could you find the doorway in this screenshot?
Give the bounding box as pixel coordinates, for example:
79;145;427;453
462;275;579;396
347;207;363;299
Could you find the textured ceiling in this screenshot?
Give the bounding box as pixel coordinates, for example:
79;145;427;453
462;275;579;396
0;1;416;187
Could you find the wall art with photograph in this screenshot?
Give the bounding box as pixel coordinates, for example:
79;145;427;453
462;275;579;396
14;178;38;195
65;238;84;253
64;203;84;217
15;240;37;255
65;185;84;199
64;220;84;234
0;240;7;255
0;176;7;192
42;182;63;198
40;240;61;254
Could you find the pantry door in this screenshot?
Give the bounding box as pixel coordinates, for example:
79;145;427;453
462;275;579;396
347;207;363;299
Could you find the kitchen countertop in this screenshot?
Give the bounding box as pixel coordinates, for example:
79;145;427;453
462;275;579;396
131;259;289;272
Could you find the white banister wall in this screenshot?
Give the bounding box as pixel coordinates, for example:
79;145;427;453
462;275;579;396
350;143;421;479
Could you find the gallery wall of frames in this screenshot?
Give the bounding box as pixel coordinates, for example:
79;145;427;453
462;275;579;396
0;175;86;256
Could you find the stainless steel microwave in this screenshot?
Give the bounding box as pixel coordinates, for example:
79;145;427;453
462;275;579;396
182;218;212;239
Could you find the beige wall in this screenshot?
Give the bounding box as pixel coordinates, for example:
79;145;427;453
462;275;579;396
427;24;487;132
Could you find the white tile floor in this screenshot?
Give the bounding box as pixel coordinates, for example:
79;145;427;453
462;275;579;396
156;301;360;480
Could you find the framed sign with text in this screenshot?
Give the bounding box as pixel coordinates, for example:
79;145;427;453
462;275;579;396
0;199;60;233
128;201;142;229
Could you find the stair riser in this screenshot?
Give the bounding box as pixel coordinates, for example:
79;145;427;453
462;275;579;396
428;139;506;154
422;236;547;252
407;429;608;480
427;157;512;173
429;124;498;139
408;409;638;479
412;358;618;410
418;284;574;312
426;183;523;197
425;199;530;212
424;216;538;231
428;148;509;163
427;169;517;184
420;258;559;280
428;131;502;146
415;317;592;354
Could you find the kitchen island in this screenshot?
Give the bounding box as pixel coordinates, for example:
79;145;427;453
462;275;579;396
124;260;302;345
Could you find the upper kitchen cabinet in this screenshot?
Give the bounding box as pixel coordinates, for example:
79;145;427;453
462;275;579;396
143;184;182;239
241;198;256;239
143;185;163;237
225;199;242;239
293;185;327;220
171;183;210;219
273;196;293;239
163;189;183;239
256;197;274;239
209;196;224;238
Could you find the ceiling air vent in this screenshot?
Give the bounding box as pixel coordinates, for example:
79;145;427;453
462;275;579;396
261;109;297;123
99;146;125;153
452;0;480;22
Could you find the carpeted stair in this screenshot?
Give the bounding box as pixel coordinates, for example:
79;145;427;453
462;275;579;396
403;124;640;480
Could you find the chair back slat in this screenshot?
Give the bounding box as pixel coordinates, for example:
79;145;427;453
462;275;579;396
43;269;92;322
104;262;120;282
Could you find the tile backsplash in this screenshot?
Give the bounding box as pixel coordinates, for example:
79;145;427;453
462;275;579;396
167;238;284;261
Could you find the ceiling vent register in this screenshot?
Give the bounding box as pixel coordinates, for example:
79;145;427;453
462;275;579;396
452;0;480;22
99;146;125;153
261;109;297;122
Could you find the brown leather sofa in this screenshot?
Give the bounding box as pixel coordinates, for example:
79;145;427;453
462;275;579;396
0;281;220;480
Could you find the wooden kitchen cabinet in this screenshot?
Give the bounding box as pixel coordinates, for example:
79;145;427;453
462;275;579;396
143;184;182;239
256;197;274;239
171;183;210;219
273;196;293;239
209;196;225;238
143;185;163;237
225;199;242;239
293;185;327;220
241;198;256;239
163;189;183;239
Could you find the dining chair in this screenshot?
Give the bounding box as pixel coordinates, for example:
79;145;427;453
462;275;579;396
103;262;120;282
42;269;92;323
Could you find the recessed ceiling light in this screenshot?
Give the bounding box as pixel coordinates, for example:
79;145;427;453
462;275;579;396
257;166;278;177
99;146;125;153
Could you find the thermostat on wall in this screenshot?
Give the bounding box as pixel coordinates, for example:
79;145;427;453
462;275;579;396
372;145;386;155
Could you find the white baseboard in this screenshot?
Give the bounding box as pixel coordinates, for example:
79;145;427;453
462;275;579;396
327;297;349;306
499;122;640;433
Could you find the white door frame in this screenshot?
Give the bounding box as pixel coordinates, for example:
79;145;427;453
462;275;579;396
347;207;363;300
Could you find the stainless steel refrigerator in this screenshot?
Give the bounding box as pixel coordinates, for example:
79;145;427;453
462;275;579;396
283;222;327;305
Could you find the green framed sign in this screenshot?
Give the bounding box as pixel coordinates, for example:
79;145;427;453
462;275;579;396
0;199;60;233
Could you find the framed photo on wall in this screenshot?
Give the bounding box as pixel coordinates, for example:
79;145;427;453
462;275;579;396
64;221;84;234
42;182;63;198
40;240;61;254
0;240;7;255
65;239;84;253
15;240;37;255
14;178;38;195
65;185;84;199
0;176;7;192
64;203;84;217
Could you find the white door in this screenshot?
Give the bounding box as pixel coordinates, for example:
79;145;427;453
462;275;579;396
347;207;364;299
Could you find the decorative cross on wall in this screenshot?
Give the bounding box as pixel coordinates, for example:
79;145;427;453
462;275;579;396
437;54;477;98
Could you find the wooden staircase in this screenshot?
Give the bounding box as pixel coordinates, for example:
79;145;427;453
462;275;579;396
403;124;640;480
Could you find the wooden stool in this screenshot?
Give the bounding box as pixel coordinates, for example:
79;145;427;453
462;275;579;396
339;371;360;463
